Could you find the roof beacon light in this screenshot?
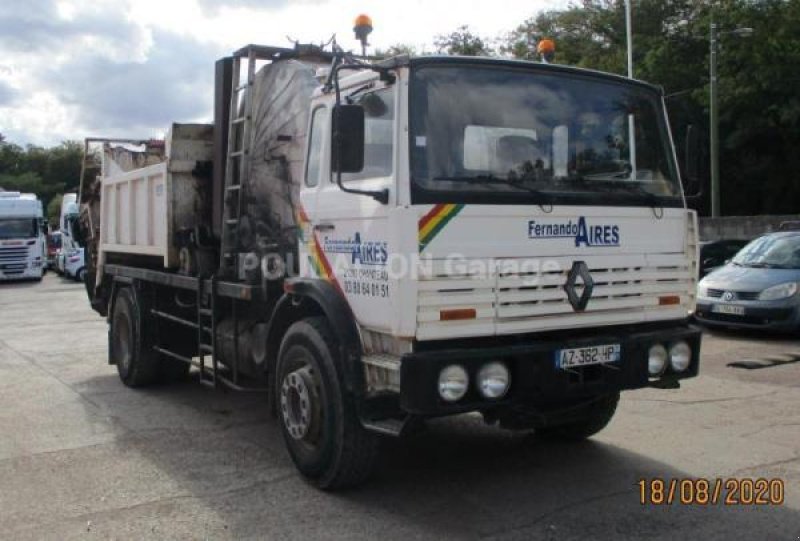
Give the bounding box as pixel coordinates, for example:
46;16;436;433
537;39;555;63
354;14;373;57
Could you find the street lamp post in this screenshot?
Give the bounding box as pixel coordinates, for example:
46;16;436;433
709;21;753;218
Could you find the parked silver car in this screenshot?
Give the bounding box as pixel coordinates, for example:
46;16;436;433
695;231;800;332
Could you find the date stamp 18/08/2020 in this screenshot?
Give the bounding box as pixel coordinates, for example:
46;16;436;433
638;478;785;506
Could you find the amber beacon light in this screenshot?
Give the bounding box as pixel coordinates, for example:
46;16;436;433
537;38;555;63
354;14;373;56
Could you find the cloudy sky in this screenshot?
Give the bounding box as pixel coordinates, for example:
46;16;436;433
0;0;566;147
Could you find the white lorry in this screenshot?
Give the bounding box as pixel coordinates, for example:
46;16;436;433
55;193;86;281
0;191;46;281
79;39;702;489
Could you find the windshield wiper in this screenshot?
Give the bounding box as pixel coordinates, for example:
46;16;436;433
433;174;552;208
561;176;664;218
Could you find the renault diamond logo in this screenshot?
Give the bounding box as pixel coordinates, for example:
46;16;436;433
722;291;735;301
564;261;594;312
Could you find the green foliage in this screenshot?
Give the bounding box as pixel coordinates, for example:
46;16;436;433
374;43;418;59
0;139;81;216
434;25;494;56
47;194;63;226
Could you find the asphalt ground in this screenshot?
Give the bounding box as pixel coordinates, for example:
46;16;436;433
0;274;798;540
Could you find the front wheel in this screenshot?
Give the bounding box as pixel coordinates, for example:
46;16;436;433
276;317;379;490
536;393;620;441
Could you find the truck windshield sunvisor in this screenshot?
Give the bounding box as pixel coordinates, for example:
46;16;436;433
409;64;682;206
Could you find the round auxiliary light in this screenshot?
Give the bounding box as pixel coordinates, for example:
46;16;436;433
477;362;510;399
648;344;668;376
438;365;469;402
669;341;691;372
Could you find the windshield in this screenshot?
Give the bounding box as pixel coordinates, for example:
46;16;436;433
732;235;800;269
409;63;682;206
0;218;37;239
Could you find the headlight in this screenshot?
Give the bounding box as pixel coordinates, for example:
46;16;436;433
668;341;691;372
438;365;468;402
648;344;668;376
759;282;798;301
477;362;510;399
697;284;708;298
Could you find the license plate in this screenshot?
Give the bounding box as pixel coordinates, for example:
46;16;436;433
712;304;745;316
556;344;621;369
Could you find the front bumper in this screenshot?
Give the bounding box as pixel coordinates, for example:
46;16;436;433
399;322;701;416
695;300;800;332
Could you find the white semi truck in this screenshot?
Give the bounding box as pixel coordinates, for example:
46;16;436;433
55;193;87;281
0;191;46;281
78;39;702;489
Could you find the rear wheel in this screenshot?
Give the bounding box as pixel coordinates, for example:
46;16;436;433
536;393;620;441
276;317;379;490
110;287;158;387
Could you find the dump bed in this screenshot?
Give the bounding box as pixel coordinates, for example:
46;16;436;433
98;124;212;269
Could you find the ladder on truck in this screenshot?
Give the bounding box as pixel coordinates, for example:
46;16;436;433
220;47;256;279
219;43;334;279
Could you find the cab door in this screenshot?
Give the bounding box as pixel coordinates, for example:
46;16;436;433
312;85;397;333
297;105;328;279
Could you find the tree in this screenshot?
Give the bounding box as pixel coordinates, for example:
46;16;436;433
434;25;494;56
0;139;81;216
47;194;63;226
374;43;418;59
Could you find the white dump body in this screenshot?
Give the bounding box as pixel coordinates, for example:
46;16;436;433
98;124;212;270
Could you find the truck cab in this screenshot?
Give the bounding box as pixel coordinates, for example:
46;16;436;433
297;56;699;418
0;192;46;281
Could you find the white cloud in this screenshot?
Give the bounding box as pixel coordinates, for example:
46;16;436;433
0;0;566;146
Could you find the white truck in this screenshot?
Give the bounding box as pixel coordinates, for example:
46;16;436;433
55;193;86;281
0;191;46;281
78;40;702;489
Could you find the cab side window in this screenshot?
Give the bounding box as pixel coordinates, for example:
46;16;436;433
305;107;327;187
342;87;395;182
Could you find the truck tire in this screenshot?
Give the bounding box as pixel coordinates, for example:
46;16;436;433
276;317;379;490
536;393;620;441
111;287;158;387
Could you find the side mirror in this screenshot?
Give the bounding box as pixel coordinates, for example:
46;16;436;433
331;104;365;174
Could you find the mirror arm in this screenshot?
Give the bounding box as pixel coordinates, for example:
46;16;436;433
329;61;390;204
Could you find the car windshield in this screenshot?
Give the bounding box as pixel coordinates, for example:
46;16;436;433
409;63;682;206
0;218;37;239
732;235;800;269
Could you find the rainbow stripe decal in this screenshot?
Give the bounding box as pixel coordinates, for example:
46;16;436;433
296;204;342;292
418;203;465;252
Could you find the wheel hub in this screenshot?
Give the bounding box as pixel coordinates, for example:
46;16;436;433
280;367;316;441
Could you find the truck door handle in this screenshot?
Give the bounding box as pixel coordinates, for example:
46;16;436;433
313;223;335;232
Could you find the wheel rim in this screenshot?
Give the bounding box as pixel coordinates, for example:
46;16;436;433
280;363;322;446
